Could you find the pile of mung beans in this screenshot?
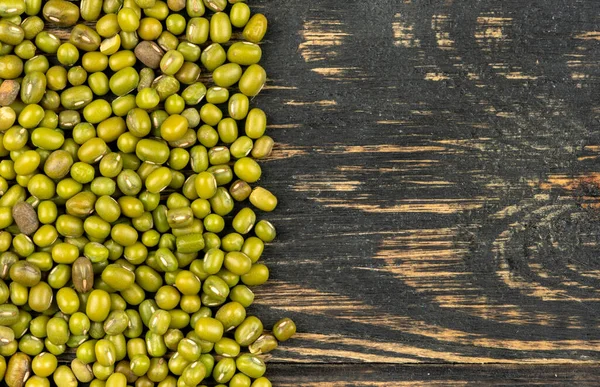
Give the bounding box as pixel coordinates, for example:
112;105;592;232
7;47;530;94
0;0;297;386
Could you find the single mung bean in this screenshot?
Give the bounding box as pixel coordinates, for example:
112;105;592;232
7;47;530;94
21;16;43;40
249;334;278;355
230;3;251;28
254;220;276;242
177;41;201;62
42;0;79;26
157;31;179;52
117;8;140;32
5;352;31;387
212;357;235;384
0;0;26;17
210;12;231;44
212;63;242;88
239;64;267;97
181;82;206;106
0;55;23;79
138;17;163;41
243;14;268;43
236;354;266;379
186;17;209;45
34;31;61;54
70;24;101;51
110;67;139;96
228;93;250;121
109;50;137;72
186;0;204;16
273;318;297;342
100;34;121;55
56;43;79;66
80;0;102;21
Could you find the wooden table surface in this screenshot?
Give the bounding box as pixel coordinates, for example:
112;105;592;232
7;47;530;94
254;0;600;385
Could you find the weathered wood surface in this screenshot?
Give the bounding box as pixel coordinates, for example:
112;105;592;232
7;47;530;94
268;364;600;386
249;0;600;383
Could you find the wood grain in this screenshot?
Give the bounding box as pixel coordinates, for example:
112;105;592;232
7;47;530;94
247;0;600;381
267;364;600;386
39;0;600;384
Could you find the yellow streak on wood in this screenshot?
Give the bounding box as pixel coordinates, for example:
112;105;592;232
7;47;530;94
373;227;587;327
436;138;491;151
310;67;366;80
571;72;587;80
476;27;505;39
278;334;419;363
311;67;346;76
474;17;512;40
424;73;450;81
534;172;600;190
431;14;455;49
376;120;411;125
285;100;338;107
391;159;439;165
277;382;466;387
528;263;550;279
411;110;434;115
392;13;421;48
267;124;301;129
341;145;446;153
264;145;308;161
490;205;521;219
477;16;513;24
496;112;516;118
374;228;466;261
262;85;298;90
298;19;350;63
265;144;447;158
471;123;490;129
578;155;598;161
584;145;600;151
315;198;487;214
279;333;554;365
261;143;450;161
504;72;538;80
294;179;361;193
575;31;600;40
494;222;600;302
335;165;396;173
568;265;600;280
257;282;600;360
431;297;569;327
405;180;454;186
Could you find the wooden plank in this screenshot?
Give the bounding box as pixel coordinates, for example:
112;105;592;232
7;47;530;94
267;364;600;386
248;0;600;366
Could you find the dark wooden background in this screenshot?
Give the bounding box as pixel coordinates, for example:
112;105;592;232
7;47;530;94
251;0;600;385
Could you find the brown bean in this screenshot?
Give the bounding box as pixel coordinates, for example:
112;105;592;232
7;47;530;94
72;257;94;293
0;80;20;106
134;41;165;69
12;202;39;236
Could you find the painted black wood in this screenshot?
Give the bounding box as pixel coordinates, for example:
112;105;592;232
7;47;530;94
249;0;600;381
